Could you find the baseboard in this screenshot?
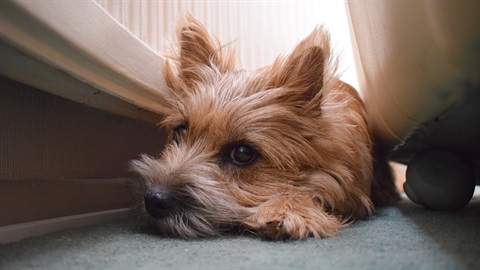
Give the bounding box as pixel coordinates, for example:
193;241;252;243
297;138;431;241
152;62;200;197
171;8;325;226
0;208;129;244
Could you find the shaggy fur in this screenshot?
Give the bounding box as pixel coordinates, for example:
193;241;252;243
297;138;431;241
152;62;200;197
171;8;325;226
130;15;400;240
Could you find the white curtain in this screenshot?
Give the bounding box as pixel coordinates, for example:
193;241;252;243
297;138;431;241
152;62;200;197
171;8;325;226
96;0;357;88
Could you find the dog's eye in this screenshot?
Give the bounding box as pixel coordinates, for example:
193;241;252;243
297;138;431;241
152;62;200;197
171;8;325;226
229;144;257;166
173;124;187;144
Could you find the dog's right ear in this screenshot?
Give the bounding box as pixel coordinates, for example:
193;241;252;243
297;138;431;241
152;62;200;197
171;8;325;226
265;26;335;107
165;14;236;93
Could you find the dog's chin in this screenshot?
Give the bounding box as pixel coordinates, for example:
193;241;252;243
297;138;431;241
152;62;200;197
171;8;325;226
136;208;249;238
142;211;219;238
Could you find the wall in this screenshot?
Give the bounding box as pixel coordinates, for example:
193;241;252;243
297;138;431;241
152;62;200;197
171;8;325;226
0;76;166;226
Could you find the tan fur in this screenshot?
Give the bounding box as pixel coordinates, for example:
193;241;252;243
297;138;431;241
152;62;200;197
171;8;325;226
130;15;399;240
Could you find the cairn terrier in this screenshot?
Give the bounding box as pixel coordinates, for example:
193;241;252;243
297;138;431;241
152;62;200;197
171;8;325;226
130;15;399;240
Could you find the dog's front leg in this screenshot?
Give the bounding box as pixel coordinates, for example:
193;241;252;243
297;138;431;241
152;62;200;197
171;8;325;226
243;195;342;240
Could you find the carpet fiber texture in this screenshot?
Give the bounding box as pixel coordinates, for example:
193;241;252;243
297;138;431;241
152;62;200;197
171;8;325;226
1;192;479;270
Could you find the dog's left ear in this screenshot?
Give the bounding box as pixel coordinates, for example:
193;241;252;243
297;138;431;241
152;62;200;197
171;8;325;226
267;27;332;104
165;14;236;92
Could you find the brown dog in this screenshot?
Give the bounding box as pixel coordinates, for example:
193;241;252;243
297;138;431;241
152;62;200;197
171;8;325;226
130;15;399;240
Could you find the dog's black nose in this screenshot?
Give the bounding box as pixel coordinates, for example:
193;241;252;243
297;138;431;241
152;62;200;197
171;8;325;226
144;186;177;219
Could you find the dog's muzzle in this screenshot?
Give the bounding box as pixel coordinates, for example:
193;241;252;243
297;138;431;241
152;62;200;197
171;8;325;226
144;186;177;219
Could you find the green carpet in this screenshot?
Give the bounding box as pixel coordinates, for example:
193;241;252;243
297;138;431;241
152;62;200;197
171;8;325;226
1;191;479;270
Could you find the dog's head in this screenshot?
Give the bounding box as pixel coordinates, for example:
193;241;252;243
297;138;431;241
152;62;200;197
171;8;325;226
130;15;369;238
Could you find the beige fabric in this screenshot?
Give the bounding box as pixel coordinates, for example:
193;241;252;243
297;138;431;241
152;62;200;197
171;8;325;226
347;1;480;146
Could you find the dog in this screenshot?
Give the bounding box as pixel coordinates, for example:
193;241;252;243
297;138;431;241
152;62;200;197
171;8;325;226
129;15;399;240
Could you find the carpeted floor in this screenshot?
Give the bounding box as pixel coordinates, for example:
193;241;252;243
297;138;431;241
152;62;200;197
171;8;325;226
1;191;479;270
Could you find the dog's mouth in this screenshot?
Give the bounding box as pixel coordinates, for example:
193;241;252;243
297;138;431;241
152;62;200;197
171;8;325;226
137;184;248;238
